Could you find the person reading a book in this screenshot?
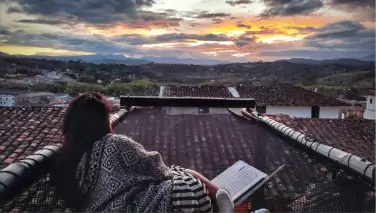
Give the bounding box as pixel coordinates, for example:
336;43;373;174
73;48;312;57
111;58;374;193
51;92;222;212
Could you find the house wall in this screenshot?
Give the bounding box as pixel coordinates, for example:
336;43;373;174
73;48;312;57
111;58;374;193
266;106;312;118
0;95;15;107
364;95;375;120
163;107;232;115
319;106;342;119
265;106;342;118
15;93;55;106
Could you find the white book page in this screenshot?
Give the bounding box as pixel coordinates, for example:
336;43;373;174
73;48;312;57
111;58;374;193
211;161;267;201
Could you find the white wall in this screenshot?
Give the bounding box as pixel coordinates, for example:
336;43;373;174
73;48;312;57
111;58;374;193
364;95;375;120
319;106;342;119
0;95;15;107
163;107;232;115
266;106;312;118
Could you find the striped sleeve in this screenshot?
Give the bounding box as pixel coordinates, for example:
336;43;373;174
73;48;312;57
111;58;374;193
170;165;213;213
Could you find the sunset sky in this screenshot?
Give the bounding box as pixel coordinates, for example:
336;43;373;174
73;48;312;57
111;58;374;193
0;0;375;62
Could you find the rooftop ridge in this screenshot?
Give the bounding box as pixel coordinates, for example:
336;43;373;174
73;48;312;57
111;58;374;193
0;106;66;109
161;84;350;107
239;109;375;185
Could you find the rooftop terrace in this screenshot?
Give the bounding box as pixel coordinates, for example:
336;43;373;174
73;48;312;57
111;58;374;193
0;96;374;212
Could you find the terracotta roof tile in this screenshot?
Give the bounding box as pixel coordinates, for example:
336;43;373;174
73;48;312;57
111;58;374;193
266;115;375;163
162;84;349;106
236;84;348;106
162;85;233;98
0;107;65;169
114;108;375;212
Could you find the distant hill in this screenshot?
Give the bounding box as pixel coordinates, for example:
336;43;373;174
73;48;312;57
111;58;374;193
142;56;230;65
320;58;371;67
359;54;375;61
13;53;230;65
27;54;152;65
0;51;9;56
93;59;150;65
281;57;373;67
279;58;322;65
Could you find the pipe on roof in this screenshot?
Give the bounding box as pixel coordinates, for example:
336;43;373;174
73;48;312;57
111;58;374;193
120;96;256;108
159;86;165;97
240;109;375;185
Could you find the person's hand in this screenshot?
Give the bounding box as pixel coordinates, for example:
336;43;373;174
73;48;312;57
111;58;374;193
185;169;219;198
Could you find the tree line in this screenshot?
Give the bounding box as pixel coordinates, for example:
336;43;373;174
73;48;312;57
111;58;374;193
0;80;160;97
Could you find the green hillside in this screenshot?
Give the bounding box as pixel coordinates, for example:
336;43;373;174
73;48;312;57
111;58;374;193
317;71;375;88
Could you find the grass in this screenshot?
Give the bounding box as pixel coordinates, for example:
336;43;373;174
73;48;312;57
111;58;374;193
298;84;346;91
317;71;372;87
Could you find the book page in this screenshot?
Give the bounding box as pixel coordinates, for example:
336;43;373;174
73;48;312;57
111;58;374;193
211;161;267;200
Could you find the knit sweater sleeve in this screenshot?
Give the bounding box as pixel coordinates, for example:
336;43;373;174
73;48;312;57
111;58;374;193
170;165;213;213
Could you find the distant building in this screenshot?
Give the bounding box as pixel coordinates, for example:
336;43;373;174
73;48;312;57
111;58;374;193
15;92;55;106
160;84;350;118
363;92;375;120
0;94;15;107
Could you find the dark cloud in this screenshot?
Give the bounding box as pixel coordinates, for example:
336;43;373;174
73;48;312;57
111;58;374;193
237;23;251;29
212;18;223;24
6;0;156;24
329;0;375;21
258;49;373;60
260;0;324;17
125;17;183;29
0;26;11;35
0;29;131;54
234;36;255;47
307;20;365;39
285;26;319;34
226;0;253;6
155;33;231;42
112;33;232;46
303;20;375;53
244;26;285;35
17;19;71;25
192;12;231;19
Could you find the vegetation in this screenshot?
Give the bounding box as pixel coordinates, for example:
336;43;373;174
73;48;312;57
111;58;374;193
0;80;159;96
0;55;374;96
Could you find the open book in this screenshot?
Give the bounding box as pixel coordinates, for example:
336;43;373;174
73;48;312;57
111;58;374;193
211;160;285;205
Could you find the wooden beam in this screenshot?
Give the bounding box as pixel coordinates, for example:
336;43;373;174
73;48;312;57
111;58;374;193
120;96;256;108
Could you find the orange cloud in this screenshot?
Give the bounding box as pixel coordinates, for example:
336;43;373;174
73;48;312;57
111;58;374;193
204;15;343;43
0;44;93;56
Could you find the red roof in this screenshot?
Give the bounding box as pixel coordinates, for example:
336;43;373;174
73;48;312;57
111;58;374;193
162;85;233;98
0;106;374;212
114;108;375;212
162;84;349;106
0;107;65;169
266;115;375;163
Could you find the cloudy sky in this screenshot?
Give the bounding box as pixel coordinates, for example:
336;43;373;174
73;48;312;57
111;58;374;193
0;0;375;62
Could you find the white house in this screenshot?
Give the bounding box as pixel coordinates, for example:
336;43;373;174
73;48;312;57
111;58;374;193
160;84;349;119
363;94;375;120
0;94;15;107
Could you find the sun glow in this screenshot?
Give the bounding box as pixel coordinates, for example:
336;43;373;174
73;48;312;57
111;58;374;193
259;35;304;44
0;45;93;56
142;40;234;48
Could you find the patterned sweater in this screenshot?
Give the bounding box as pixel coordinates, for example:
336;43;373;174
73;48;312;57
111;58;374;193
76;134;213;213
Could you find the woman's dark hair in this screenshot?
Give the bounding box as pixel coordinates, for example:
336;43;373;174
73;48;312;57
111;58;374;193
51;92;112;210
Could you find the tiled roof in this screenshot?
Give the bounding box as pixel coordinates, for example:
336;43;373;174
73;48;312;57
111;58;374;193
0;107;65;169
114;108;375;212
266;115;375;163
0;105;374;212
162;85;233;98
162;84;349;106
